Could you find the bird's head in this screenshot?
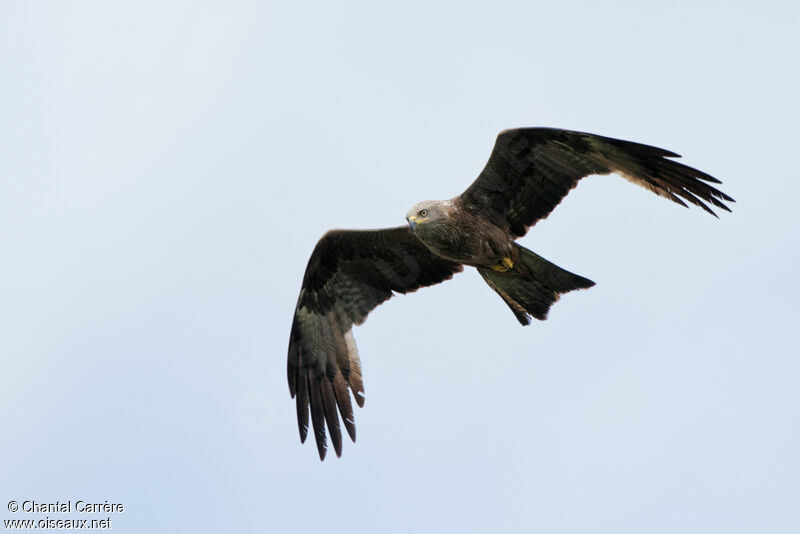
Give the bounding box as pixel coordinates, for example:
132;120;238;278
406;200;449;231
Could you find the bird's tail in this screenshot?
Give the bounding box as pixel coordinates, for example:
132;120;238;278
477;245;595;325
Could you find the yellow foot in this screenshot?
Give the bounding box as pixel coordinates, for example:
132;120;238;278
491;257;514;272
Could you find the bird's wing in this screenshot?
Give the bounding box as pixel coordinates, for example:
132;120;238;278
288;226;462;460
457;128;734;237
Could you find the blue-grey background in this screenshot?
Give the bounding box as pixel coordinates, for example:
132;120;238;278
1;1;797;532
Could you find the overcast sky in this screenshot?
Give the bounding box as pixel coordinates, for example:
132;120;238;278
1;1;798;533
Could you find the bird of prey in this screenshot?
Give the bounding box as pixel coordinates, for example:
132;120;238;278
287;127;733;460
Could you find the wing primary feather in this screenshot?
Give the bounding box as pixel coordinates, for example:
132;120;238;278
320;377;343;457
333;320;352;383
678;190;717;216
295;361;309;443
330;320;357;441
344;329;365;407
287;361;296;399
657;157;724;185
308;376;328;461
287;321;300;398
657;163;734;206
332;372;356;442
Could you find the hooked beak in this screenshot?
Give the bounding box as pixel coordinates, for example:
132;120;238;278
406;216;417;230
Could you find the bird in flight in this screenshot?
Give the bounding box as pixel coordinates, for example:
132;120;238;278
287;127;733;460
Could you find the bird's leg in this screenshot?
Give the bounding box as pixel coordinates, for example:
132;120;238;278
491;257;514;272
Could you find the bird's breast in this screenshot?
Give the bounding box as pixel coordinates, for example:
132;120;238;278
414;219;509;266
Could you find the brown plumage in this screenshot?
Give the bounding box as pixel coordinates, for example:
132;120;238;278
287;127;734;459
288;228;462;459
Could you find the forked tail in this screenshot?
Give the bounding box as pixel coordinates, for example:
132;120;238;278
478;245;595;325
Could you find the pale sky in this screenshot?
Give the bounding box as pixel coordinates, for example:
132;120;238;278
1;1;798;532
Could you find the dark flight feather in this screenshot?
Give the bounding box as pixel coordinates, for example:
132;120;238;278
458;128;734;237
287;226;462;459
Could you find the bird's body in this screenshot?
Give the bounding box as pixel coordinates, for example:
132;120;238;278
408;199;513;268
287;127;734;460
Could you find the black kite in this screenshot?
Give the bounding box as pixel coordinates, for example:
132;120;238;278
287;128;733;460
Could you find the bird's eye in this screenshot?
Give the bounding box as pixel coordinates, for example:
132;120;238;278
419;209;428;217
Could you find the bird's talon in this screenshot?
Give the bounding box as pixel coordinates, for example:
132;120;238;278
491;257;514;272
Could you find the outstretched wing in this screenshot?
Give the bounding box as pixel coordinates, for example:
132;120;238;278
288;226;462;460
457;128;734;237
